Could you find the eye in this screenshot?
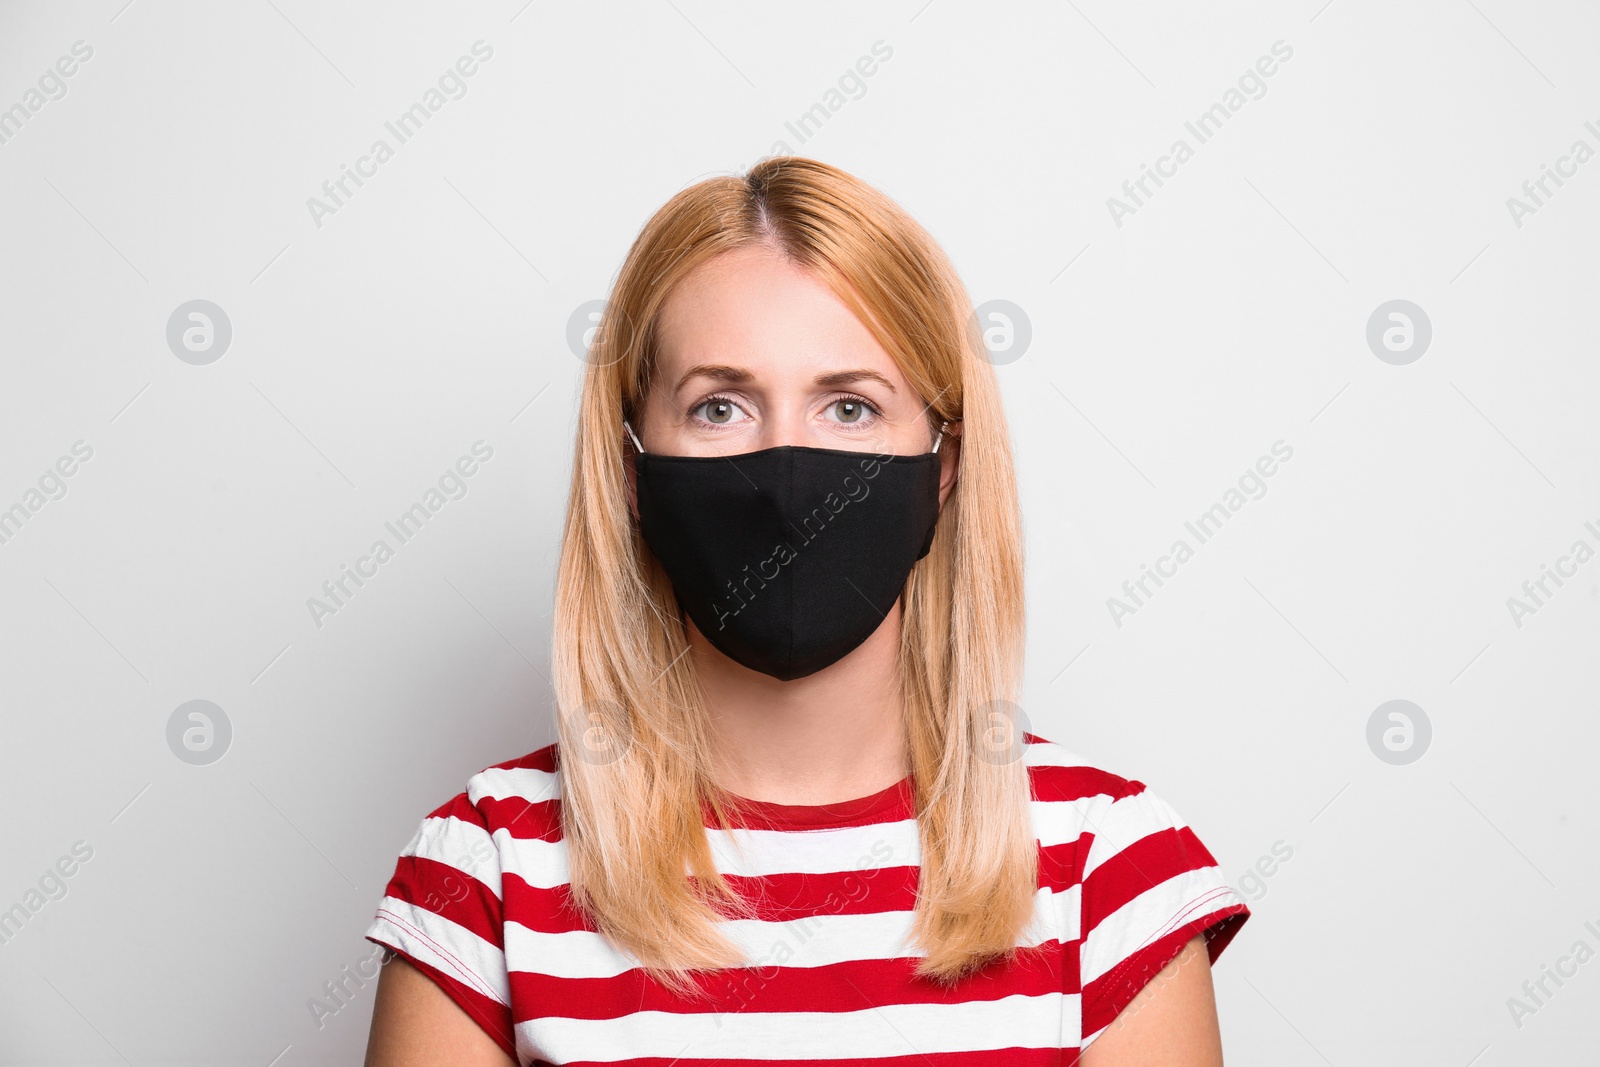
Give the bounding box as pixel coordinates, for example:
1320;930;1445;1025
690;394;748;426
825;394;881;426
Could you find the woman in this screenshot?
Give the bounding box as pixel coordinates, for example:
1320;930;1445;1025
363;157;1251;1066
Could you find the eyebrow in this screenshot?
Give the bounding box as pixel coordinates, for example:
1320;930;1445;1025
673;364;898;395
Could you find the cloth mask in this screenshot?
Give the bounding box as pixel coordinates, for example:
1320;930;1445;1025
627;419;948;681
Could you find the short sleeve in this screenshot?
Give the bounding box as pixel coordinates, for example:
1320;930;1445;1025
365;791;517;1059
1076;779;1251;1048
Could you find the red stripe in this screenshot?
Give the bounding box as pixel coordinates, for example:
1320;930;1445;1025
479;792;563;840
384;855;504;949
491;743;558;774
474;744;1112;844
508;947;1070;1022
1026;761;1129;803
698;865;925;921
424;791;478;822
1038;837;1083;891
1079;825;1222;937
500;861;928;936
499;874;597;934
703;775;914;830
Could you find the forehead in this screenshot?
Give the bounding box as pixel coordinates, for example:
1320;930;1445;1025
653;245;902;382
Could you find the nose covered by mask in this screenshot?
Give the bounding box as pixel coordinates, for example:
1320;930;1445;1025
628;420;948;681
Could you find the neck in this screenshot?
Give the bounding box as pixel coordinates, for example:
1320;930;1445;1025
693;601;910;806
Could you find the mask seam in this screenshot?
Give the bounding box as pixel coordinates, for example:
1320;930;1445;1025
786;447;796;676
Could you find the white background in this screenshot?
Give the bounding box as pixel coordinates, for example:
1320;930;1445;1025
1;0;1596;1063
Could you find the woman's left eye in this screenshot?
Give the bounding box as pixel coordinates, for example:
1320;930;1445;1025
826;395;880;425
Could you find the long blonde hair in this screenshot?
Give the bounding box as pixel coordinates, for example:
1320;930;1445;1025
552;156;1036;997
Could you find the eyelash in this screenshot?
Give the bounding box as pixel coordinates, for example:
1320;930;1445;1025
690;392;883;430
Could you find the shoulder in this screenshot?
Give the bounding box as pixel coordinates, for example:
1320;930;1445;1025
374;741;571;936
390;742;567;879
1021;733;1253;1045
1021;730;1143;804
365;745;567;1053
449;740;566;844
1021;731;1237;899
462;741;563;812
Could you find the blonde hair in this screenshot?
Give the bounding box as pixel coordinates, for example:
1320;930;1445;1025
552;156;1036;997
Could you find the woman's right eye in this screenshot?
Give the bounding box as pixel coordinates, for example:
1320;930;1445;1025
691;396;748;425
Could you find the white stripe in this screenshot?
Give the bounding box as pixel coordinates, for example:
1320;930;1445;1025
503;926;643;980
1080;787;1189;879
491;803;1095;905
1032;796;1111;849
517;992;1076;1062
1031;882;1081;945
504;908;920;980
497;834;570;890
1024;739;1135;849
470;764;560;805
1024;738;1100;770
1079;866;1243;985
403;814;505;901
495;818;923;890
704;818;920;877
367;895;510;1007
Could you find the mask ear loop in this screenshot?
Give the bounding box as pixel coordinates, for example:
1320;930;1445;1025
623;419;645;455
931;419;950;454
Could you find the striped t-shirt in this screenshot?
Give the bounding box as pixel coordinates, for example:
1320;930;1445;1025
364;733;1251;1064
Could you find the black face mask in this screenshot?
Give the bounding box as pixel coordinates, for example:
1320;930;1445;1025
627;420;948;681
